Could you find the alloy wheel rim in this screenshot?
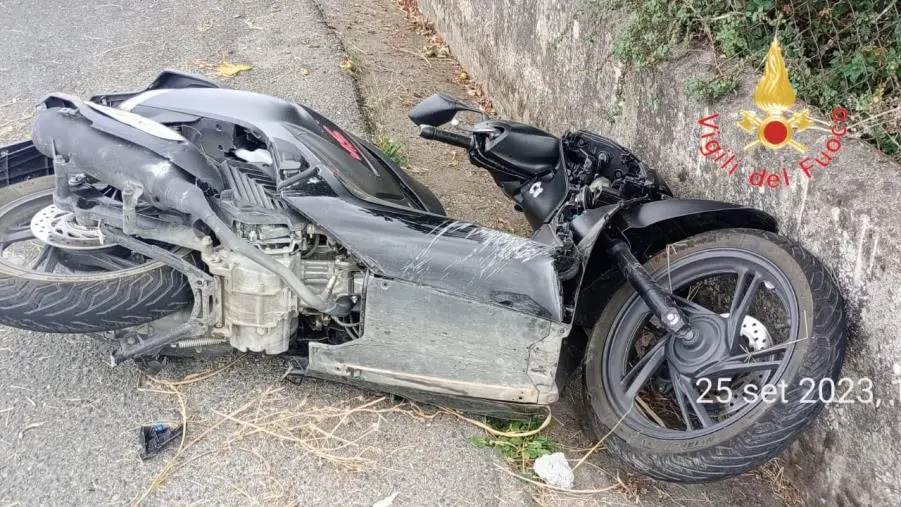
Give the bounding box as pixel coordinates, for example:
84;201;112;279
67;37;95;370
601;248;801;439
0;188;160;276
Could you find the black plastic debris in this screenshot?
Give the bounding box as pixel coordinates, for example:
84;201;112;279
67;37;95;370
139;423;183;460
281;356;309;384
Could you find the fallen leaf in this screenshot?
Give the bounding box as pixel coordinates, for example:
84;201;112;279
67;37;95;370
459;71;469;82
216;61;253;77
339;59;356;72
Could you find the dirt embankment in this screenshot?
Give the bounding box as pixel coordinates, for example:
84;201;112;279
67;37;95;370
316;0;530;236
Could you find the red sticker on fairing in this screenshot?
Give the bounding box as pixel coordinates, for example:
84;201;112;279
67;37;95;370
323;126;362;161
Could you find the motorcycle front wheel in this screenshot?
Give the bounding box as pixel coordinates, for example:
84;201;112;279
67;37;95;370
584;228;847;482
0;176;194;333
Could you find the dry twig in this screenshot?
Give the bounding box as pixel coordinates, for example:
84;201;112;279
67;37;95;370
442;407;552;437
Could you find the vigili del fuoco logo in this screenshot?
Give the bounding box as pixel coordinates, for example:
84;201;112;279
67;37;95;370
697;38;849;189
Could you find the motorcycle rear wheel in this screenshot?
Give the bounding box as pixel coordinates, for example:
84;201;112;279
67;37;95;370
0;176;194;333
583;228;846;482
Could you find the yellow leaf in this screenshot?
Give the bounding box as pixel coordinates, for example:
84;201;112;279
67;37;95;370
215;61;253;77
339;59;356;72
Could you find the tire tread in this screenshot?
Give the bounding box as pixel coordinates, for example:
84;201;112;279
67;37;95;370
585;228;847;482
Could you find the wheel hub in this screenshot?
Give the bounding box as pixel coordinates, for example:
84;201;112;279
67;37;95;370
667;313;728;373
30;205;106;250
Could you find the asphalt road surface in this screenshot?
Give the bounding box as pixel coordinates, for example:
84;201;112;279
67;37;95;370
0;1;527;505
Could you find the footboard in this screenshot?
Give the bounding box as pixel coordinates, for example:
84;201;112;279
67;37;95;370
0;140;53;188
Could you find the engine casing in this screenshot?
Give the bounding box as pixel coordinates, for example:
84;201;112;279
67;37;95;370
204;248;299;354
202;243;362;354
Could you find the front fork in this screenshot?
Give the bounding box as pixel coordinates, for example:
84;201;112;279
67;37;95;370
607;238;698;343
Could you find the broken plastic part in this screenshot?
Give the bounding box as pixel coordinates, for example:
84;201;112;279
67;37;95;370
139;422;183;460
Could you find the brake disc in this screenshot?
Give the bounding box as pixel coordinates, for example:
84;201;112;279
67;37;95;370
719;314;773;416
30;204;106;250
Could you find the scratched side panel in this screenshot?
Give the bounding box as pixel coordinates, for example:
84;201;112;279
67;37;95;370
281;194;564;321
307;276;567;403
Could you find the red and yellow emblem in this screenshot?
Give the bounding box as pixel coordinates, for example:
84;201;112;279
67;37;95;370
737;38;812;152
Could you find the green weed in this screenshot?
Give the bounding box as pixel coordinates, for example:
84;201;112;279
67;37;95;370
375;136;407;167
686;73;740;103
597;0;900;158
468;419;557;473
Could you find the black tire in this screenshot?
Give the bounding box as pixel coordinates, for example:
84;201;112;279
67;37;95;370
0;176;194;333
583;228;847;482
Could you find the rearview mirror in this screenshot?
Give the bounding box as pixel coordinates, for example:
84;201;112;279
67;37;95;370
409;93;468;127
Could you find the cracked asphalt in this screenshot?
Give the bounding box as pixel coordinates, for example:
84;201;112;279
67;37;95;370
0;1;527;505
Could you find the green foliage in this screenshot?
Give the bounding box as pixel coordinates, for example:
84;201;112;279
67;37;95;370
603;0;901;158
686;73;739;103
606;0;697;69
468;419;557;473
375;136;407;166
603;80;626;124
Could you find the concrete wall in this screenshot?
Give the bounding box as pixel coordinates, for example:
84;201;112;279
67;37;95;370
418;1;901;504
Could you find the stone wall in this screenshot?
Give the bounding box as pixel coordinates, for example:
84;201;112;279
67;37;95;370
417;0;901;504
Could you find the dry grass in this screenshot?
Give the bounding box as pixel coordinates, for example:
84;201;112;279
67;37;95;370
752;459;803;506
133;359;631;505
132;362;439;506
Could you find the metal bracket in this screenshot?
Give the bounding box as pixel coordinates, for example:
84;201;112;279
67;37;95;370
120;183;143;234
282;356;309;384
100;225;222;364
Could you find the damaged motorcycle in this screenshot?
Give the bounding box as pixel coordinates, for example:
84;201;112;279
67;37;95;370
0;71;846;482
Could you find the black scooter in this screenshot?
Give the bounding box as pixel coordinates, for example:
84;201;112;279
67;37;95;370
0;70;846;482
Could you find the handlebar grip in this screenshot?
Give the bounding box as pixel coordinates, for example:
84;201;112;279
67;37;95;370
419;125;472;148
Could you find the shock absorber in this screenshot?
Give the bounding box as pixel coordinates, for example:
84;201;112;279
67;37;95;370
607;238;697;343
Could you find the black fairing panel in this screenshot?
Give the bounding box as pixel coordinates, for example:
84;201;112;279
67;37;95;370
481;121;560;176
132;88;370;170
89;69;221;106
97;76;559;319
281;193;563;322
517;160;569;229
39;93;225;191
353;135;446;215
127;87;438;212
571;199;778;327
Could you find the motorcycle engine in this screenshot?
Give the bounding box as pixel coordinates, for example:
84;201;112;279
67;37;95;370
201;159;363;354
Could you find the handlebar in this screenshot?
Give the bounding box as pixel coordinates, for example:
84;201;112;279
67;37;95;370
418;125;472;149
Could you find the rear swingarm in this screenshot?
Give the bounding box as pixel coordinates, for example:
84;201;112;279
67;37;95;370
99;226;221;364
